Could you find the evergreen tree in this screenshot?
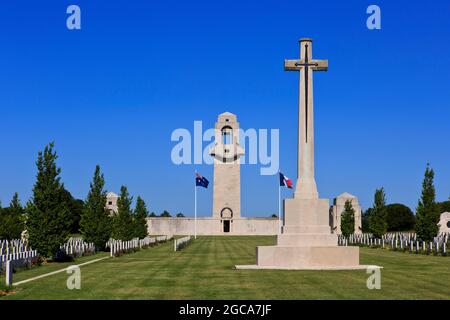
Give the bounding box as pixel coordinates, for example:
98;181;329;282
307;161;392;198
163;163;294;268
61;188;84;234
386;204;415;231
111;186;134;240
340;199;355;237
361;208;373;233
368;187;388;238
26;143;71;258
176;213;185;218
80;165;112;250
10;192;21;210
415;164;439;241
437;200;450;215
133;196;149;239
0;193;25;240
160;210;171;217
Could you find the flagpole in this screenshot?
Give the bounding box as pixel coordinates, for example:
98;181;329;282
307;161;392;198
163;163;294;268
194;172;197;240
278;172;281;235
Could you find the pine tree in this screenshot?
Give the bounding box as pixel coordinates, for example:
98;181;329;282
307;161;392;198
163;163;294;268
340;199;355;237
133;196;149;239
80;165;112;250
415;164;439;241
160;210;171;217
368;187;388;238
0;193;25;240
26;142;71;258
111;186;134;240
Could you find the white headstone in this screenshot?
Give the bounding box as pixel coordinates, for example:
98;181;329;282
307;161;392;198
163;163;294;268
5;260;13;286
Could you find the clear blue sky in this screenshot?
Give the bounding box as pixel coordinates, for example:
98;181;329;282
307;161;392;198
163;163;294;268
1;0;449;216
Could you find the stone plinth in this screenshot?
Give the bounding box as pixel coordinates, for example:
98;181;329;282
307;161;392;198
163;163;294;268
236;198;362;270
255;246;360;269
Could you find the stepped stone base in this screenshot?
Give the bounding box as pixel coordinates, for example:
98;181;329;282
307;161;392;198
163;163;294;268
235;198;369;270
257;245;359;268
235;246;364;270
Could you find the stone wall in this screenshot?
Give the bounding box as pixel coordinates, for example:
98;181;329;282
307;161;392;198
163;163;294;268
147;217;278;235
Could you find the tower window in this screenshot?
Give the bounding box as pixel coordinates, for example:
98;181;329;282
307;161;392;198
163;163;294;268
221;126;233;144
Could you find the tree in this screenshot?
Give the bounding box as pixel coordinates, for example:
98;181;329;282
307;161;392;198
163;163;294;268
80;165;112;250
415;164;439;241
71;199;85;233
368;187;388;238
361;208;372;233
437;200;450;214
386;203;415;231
149;212;157;217
160;210;171;217
0;193;25;240
176;213;185;218
133;196;149;239
111;186;134;240
60;188;84;234
271;214;277;218
26;142;72;258
340;200;355;237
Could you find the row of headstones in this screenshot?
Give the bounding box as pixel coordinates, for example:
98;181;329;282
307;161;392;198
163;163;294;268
174;236;193;252
60;238;96;257
347;232;416;242
2;252;39;286
108;235;173;257
380;232;449;244
347;232;449;245
0;250;38;272
1;239;39;286
0;239;29;256
339;234;449;255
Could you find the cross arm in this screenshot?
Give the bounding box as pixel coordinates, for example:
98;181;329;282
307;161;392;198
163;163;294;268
311;59;328;71
284;59;328;71
284;59;302;71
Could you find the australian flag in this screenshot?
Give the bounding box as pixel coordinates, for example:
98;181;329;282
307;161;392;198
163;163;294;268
195;173;209;188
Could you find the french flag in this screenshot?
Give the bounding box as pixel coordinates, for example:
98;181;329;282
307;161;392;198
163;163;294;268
279;172;293;189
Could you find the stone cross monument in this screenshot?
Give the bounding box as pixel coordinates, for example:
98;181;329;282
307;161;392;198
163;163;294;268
237;39;364;270
284;38;327;200
210;112;245;232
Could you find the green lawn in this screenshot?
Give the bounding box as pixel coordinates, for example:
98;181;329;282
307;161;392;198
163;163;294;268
1;236;449;299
